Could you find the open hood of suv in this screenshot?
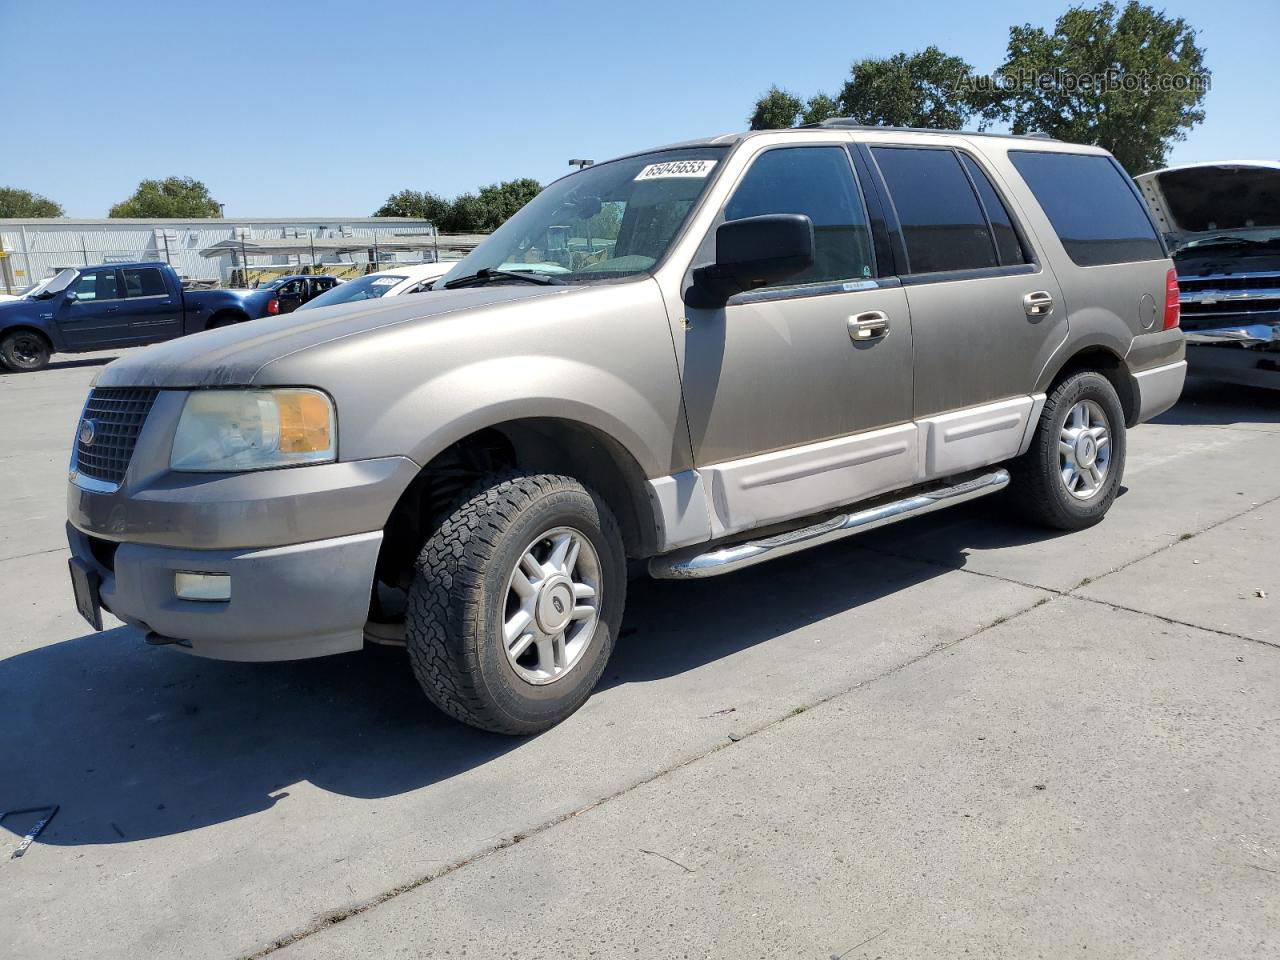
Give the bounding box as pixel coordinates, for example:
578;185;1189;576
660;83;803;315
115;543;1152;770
1136;161;1280;250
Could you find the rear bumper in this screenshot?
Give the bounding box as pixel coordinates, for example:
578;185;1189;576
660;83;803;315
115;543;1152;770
68;523;381;661
1131;359;1187;422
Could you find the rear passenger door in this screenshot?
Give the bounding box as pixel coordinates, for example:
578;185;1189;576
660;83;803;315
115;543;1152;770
864;143;1065;476
120;266;181;343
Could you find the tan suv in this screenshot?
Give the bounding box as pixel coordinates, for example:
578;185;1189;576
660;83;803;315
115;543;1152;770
67;122;1186;733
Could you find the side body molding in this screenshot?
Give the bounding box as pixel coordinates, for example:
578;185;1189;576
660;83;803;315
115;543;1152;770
647;395;1045;554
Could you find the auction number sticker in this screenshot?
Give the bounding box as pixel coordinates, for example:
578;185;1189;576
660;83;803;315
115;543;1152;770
371;277;399;286
634;160;717;181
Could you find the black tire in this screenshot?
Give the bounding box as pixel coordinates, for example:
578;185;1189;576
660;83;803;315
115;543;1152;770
207;313;246;330
406;472;626;735
0;330;52;373
1011;371;1127;530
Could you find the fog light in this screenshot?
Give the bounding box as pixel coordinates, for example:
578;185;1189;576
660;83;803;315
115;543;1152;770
175;571;231;601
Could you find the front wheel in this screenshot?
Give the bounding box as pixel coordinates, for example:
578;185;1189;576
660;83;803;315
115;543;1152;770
406;472;626;734
0;330;52;373
1012;371;1127;530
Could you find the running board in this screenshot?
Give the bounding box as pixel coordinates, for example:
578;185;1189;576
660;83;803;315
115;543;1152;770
648;469;1009;580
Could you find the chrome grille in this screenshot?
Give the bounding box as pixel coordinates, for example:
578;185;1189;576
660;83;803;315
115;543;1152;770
1177;270;1280;325
74;388;159;488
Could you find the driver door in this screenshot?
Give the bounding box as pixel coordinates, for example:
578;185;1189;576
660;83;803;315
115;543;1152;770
677;144;916;538
59;268;133;349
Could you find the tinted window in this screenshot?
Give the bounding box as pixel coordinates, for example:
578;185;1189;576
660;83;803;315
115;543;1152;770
72;269;119;302
872;147;997;274
1009;151;1163;266
121;267;167;297
278;280;304;297
960;154;1027;266
725;146;874;285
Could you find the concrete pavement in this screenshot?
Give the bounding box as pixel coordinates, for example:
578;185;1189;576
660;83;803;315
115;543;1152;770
2;361;1277;959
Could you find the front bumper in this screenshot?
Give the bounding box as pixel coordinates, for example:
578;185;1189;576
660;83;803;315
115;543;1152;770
66;419;420;659
1185;342;1280;390
68;524;382;661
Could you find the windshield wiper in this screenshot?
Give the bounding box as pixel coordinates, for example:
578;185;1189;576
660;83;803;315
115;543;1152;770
443;268;564;289
1186;235;1275;249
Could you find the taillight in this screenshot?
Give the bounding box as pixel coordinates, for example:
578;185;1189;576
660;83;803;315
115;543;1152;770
266;298;280;315
1163;268;1180;330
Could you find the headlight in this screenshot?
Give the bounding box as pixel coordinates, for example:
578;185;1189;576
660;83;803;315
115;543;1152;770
170;389;336;472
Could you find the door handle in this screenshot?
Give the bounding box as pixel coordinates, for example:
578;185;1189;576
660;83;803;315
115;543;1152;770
848;310;889;341
105;306;119;313
1023;290;1054;317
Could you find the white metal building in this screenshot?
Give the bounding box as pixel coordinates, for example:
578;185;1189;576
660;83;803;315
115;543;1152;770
0;217;451;293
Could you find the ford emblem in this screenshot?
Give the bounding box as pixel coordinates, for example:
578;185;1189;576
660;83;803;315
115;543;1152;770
79;418;98;447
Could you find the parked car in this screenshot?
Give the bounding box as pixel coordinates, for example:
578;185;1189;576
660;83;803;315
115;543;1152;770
0;263;314;372
248;274;341;315
1136;161;1280;389
296;262;453;310
66;123;1185;734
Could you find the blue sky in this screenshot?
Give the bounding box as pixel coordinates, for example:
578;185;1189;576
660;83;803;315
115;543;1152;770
2;0;1274;217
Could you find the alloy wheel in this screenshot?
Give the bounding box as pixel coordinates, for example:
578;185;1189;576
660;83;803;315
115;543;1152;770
1058;399;1112;500
502;526;602;685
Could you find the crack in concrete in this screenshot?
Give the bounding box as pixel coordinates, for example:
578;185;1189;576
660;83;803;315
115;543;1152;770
246;591;1058;957
857;489;1280;648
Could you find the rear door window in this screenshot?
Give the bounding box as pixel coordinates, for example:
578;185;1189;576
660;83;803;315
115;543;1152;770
725;145;875;286
1009;151;1163;266
959;154;1027;266
871;146;998;274
121;267;167;297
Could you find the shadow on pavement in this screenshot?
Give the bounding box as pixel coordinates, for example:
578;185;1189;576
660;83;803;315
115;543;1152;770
0;514;1001;848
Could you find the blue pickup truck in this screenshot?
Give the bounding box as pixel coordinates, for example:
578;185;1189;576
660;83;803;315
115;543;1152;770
0;263;337;373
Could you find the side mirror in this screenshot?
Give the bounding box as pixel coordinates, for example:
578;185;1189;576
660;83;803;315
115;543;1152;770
64;290;79;303
686;214;815;308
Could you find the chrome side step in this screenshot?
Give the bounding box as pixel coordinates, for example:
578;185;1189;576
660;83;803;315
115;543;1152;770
648;469;1009;580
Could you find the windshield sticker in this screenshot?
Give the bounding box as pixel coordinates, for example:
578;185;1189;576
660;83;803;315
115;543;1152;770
634;160;717;181
370;277;399;286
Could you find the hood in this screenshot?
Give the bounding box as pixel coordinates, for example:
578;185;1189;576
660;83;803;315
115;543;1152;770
96;284;571;388
1136;162;1280;249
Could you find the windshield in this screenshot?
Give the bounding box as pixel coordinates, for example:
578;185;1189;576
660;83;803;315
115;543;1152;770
441;147;727;286
300;274;405;309
255;278;287;289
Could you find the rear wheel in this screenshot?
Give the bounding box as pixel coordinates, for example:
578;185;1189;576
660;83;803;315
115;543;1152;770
1012;371;1126;530
405;472;626;734
0;330;52;372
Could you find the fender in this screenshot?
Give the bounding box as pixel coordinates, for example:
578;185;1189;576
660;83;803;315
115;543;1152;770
0;300;65;351
1034;321;1131;393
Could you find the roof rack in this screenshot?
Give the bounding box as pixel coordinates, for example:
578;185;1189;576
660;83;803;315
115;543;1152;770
803;119;1057;141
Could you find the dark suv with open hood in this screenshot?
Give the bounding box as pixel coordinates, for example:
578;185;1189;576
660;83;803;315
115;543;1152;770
1137;162;1280;389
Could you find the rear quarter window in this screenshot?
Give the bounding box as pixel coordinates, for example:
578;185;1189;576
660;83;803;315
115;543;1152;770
1010;151;1164;267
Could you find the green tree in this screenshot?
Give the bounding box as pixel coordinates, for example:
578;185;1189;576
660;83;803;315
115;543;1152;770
837;46;976;128
109;177;222;218
976;2;1208;173
374;189;453;222
748;86;805;130
375;178;541;232
801;93;840;126
0;186;64;217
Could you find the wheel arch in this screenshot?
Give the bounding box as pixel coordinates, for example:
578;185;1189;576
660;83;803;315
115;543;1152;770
1037;344;1137;427
206;308;250;330
374;416;661;593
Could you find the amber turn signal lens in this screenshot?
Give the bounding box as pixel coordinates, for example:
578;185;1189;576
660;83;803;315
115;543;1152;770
276;390;334;454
